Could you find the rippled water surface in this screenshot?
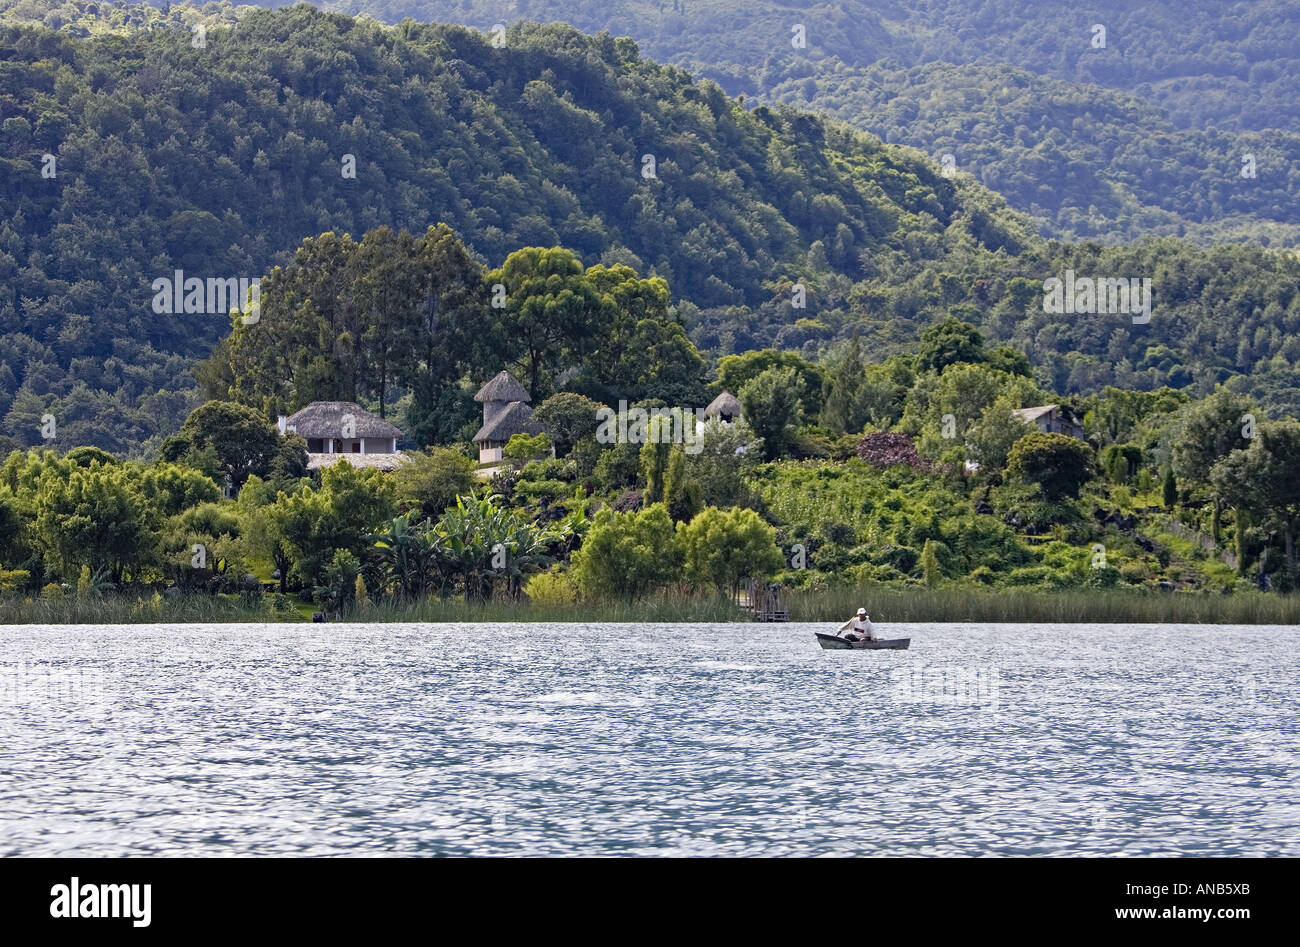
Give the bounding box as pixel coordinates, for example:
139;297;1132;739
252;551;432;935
1;622;1296;856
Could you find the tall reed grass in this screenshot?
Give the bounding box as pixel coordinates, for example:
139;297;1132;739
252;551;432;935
3;587;1295;625
0;593;297;625
791;584;1300;625
348;592;746;623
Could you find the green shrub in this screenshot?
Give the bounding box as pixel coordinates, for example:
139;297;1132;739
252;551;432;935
594;442;641;491
570;504;682;599
524;570;578;606
1003;566;1054;587
1085;565;1122;589
849;563;905;584
679;506;785;596
504;433;552;461
514;479;572;500
1007;432;1096;500
520;458;576;483
884;546;919;573
820;520;856;545
920;538;947;587
0;567;30;595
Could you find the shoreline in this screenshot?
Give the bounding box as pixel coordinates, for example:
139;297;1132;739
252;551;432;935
3;587;1298;626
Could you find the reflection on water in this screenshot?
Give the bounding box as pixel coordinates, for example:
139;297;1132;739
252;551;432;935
1;621;1296;856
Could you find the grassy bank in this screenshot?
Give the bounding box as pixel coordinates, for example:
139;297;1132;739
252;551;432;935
2;588;1297;625
346;593;747;624
0;590;747;624
789;585;1300;625
0;593;301;625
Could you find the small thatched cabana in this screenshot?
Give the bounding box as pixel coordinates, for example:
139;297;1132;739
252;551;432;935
472;370;541;463
703;390;742;423
474;370;531;406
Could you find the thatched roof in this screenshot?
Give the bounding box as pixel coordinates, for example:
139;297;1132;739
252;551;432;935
473;400;542;444
307;452;410;472
286;402;404;439
475;370;530;404
704;390;741;419
1011;404;1059;423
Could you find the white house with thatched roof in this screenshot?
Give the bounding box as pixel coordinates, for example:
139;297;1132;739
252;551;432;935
473;370;544;463
279;401;408;472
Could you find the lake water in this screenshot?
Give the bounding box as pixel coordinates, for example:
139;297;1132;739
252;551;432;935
1;622;1296;856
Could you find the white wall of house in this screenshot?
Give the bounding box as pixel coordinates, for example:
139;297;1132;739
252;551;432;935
479;445;503;463
321;436;397;455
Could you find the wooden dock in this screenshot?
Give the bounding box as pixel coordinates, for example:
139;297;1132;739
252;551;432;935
741;581;789;622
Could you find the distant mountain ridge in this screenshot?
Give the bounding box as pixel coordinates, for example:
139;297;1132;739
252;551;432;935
265;0;1300;245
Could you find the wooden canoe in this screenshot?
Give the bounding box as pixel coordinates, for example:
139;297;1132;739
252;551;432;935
815;632;910;650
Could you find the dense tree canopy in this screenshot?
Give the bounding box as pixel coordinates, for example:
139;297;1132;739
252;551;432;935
1;1;1300;613
1007;433;1096;501
162;400;301;491
1;5;1030;455
132;0;1300;245
3;3;1300;461
1211;421;1300;567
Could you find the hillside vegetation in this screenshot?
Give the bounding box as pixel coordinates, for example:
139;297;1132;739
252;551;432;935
2;2;1300;460
252;0;1300;244
0;4;1034;453
5;310;1299;623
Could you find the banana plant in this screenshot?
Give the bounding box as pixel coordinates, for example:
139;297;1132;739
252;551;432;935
370;510;442;600
547;502;591;562
434;493;552;601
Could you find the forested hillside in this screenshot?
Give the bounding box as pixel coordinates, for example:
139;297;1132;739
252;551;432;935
767;61;1300;245
0;5;1035;452
1;2;1299;613
283;0;1300;132
223;0;1300;244
2;3;1300;459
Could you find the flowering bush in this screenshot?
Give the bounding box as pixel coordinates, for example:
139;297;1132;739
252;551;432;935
855;432;933;471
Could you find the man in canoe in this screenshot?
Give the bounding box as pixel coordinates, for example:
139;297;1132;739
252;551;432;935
837;608;877;643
